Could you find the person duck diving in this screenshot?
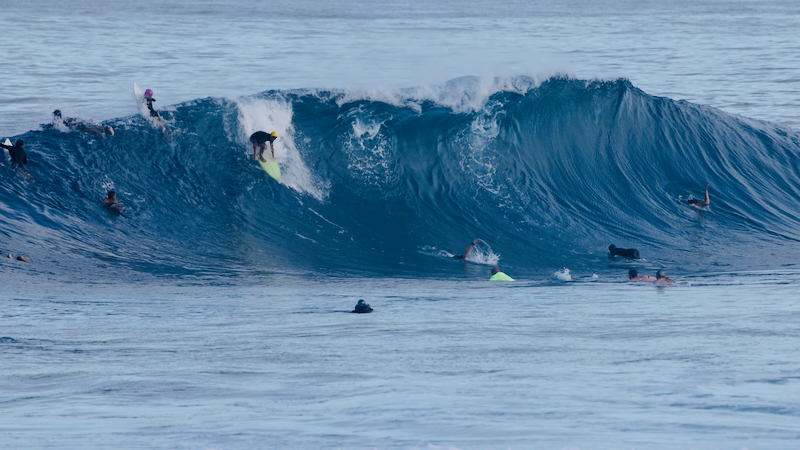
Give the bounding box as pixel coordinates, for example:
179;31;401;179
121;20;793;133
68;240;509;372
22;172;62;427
250;131;278;163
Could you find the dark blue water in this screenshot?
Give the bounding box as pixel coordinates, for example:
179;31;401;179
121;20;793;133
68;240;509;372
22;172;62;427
3;77;800;280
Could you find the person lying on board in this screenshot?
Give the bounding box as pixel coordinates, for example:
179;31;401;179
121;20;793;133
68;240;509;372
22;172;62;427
250;131;278;163
0;139;27;166
46;110;114;136
628;269;655;282
7;253;29;262
653;270;675;285
452;238;482;259
687;184;710;207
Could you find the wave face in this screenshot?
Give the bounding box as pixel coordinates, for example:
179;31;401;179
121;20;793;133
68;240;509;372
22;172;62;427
2;76;800;279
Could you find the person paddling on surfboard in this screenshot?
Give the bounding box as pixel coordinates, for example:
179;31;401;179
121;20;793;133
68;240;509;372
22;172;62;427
452;238;483;260
250;131;277;163
1;139;28;166
144;89;160;119
46;110;114;136
687;184;710;207
489;266;514;281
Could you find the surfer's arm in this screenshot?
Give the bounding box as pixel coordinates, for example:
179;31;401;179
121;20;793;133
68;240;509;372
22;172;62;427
0;143;11;150
458;239;483;259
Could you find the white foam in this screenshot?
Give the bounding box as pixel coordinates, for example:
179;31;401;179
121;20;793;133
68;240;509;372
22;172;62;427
343;110;393;186
552;268;574;282
332;74;542;114
234;96;329;201
465;242;500;266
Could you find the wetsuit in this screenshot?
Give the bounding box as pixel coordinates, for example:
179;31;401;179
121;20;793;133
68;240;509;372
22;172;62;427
250;132;276;159
1;142;27;166
145;97;160;118
249;131;275;145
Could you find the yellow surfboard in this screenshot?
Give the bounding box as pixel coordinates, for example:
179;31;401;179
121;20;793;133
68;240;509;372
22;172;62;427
258;154;281;181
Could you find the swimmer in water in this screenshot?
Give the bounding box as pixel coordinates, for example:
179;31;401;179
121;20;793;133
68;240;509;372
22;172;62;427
653;270;675;285
0;139;27;166
47;110;114;136
452;238;483;260
687;184;710;207
7;253;29;262
250;131;278;163
628;269;655;282
352;299;373;313
103;191;123;212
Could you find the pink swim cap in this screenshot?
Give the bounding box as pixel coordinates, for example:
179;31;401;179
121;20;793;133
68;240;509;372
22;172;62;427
145;89;153;98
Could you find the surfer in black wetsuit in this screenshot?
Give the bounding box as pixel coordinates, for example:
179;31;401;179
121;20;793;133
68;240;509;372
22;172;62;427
144;89;160;118
687;184;710;207
46;110;114;136
452;238;483;259
0;140;28;166
250;131;277;163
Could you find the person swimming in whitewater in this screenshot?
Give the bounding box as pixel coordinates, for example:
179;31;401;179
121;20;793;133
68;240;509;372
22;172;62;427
628;269;655;282
687;184;710;207
1;139;28;166
250;131;278;163
144;89;160;118
452;238;483;260
46;110;114;136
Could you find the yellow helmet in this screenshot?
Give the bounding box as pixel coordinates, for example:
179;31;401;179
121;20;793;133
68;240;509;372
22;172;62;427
271;131;278;137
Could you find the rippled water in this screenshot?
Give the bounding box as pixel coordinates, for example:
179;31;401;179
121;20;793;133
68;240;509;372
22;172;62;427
3;275;800;449
1;0;799;135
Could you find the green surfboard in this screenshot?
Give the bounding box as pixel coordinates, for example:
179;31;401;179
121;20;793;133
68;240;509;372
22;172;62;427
258;154;281;182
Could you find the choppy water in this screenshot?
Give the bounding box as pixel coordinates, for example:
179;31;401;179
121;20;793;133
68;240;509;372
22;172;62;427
2;0;800;448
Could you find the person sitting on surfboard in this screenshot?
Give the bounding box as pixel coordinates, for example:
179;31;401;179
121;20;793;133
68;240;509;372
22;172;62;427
46;110;114;136
0;139;28;166
452;238;483;260
687;184;710;207
250;131;278;163
144;89;160;118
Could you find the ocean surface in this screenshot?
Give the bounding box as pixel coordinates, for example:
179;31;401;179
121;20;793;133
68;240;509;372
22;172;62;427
2;0;800;448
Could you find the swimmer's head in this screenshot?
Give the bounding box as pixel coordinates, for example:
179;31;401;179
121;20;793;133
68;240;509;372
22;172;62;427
15;140;24;149
53;110;62;118
108;191;116;199
145;89;153;98
657;270;665;278
629;269;638;279
491;267;500;275
271;131;278;138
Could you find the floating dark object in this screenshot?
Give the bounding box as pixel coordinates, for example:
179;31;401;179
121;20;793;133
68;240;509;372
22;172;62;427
609;244;640;259
352;299;373;314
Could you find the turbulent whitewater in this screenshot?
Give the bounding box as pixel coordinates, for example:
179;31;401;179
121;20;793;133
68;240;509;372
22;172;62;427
2;76;799;279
